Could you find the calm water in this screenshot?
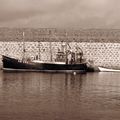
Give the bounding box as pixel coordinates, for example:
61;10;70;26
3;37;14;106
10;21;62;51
0;71;120;120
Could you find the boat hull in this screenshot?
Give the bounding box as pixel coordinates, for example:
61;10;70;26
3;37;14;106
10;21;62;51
2;55;89;73
98;67;120;72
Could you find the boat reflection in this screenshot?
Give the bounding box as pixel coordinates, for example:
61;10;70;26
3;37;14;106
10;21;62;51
1;71;120;120
0;72;85;95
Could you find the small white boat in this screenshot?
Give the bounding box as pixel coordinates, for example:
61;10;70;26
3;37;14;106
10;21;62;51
98;67;120;72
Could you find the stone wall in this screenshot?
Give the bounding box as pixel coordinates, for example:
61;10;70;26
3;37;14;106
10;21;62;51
0;42;120;69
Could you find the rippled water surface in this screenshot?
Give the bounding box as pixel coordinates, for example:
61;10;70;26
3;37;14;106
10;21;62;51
0;71;120;120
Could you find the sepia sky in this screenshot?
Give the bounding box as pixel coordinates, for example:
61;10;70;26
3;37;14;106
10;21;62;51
0;0;120;28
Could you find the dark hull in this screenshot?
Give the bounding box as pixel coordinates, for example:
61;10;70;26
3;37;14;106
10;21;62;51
2;55;91;73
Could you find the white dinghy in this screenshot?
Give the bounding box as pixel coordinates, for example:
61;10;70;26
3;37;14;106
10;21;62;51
98;67;120;72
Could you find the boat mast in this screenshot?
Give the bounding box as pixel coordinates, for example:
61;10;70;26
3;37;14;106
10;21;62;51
22;31;25;61
38;41;41;60
49;30;53;62
50;42;52;62
65;31;68;64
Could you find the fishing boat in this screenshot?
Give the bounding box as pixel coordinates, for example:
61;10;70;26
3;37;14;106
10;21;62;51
2;48;95;73
1;32;95;73
2;42;96;73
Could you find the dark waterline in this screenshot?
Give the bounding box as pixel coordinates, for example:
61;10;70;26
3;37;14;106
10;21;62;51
0;71;120;120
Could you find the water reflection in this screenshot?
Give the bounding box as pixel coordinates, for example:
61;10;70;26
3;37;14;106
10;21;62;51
0;72;85;101
64;73;84;91
0;71;120;120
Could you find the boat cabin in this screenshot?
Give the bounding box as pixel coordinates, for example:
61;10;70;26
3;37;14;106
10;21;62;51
55;49;84;64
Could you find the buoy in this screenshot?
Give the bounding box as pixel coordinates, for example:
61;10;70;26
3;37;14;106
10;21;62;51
73;72;76;75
